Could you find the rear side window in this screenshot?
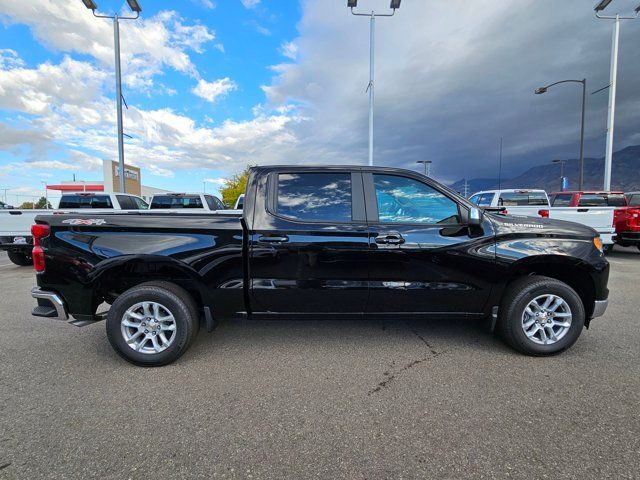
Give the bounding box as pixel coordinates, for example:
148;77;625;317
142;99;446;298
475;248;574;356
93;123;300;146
498;192;547;206
150;195;204;209
276;173;352;222
204;195;217;210
59;195;113;209
552;194;572;206
373;174;459;224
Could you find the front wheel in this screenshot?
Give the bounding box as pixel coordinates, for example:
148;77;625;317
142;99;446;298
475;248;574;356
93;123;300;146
602;244;614;254
497;276;585;356
7;250;32;266
106;282;199;366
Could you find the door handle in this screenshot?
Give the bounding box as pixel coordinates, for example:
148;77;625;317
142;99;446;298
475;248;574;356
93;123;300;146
258;235;289;243
577;208;589;212
375;233;404;245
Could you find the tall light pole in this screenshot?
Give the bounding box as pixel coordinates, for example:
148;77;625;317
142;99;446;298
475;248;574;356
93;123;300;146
348;0;401;166
594;0;639;190
416;160;432;177
535;79;587;190
553;159;567;191
82;0;142;193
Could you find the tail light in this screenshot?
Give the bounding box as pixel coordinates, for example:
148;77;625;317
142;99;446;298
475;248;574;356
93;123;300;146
538;209;549;218
31;224;50;272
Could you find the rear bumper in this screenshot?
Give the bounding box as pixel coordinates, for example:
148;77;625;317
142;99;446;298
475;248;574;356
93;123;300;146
31;287;104;326
592;299;608;318
31;287;68;321
615;231;640;245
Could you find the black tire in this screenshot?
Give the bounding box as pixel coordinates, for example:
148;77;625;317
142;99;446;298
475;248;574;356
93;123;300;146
603;244;614;254
7;250;32;266
106;282;199;366
497;275;585;356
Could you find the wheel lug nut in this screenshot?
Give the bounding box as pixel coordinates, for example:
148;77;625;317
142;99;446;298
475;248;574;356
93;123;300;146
144;329;148;333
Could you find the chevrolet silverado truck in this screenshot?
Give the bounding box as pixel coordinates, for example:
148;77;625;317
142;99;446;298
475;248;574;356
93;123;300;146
30;166;609;366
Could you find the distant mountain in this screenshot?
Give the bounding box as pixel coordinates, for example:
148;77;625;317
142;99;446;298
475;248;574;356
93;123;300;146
450;145;640;195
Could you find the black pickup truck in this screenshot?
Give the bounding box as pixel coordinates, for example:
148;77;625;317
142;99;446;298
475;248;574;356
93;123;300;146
30;166;609;366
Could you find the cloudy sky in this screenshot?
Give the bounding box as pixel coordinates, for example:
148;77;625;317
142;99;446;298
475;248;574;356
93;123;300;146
1;0;639;203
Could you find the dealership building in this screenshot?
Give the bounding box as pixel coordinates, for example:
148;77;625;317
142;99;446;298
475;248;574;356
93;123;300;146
44;160;170;203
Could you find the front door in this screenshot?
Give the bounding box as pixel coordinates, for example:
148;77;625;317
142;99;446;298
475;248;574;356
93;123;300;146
249;170;370;314
364;172;493;314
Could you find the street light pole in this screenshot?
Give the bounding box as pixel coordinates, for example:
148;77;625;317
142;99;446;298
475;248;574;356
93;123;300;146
416;160;432;177
113;14;126;194
82;0;142;194
594;1;639;190
349;1;401;166
535;79;587;190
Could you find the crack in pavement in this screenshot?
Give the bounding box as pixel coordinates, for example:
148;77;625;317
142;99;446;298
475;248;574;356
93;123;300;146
368;321;444;395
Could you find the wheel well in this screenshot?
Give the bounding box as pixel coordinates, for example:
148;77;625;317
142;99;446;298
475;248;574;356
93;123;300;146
96;261;205;313
508;263;595;319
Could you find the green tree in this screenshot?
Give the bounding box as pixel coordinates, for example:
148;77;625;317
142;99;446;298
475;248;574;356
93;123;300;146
35;197;52;209
18;197;51;209
220;167;250;208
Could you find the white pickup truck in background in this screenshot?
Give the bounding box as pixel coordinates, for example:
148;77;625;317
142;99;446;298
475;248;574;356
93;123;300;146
538;207;616;250
149;192;241;214
469;189;549;217
0;192;148;265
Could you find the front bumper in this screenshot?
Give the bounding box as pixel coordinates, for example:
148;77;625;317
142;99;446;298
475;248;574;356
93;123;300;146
592;299;608;318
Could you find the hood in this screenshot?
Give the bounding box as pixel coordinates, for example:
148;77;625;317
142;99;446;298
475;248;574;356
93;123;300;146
486;212;598;239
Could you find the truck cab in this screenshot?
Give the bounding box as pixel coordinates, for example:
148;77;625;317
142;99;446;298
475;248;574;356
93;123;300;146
469;189;549;217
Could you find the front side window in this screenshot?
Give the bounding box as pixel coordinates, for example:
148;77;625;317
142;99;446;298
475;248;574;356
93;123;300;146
276;173;352;222
131;197;149;209
552;194;572;206
628;194;640;207
477;193;494;206
373;174;459;224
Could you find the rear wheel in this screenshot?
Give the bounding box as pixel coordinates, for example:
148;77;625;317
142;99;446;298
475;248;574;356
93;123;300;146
106;282;199;366
7;251;32;266
497;276;585;356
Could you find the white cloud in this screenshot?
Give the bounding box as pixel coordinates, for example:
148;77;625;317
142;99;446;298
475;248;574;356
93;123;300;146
240;0;261;9
0;2;215;91
192;77;237;103
280;41;298;60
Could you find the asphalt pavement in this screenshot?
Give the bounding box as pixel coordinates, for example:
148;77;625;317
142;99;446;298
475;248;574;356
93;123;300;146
1;248;639;479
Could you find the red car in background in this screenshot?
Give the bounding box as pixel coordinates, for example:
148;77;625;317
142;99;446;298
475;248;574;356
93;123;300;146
549;191;640;251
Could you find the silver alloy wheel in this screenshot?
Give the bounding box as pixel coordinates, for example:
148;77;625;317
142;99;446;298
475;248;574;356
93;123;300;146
120;301;177;354
521;294;572;345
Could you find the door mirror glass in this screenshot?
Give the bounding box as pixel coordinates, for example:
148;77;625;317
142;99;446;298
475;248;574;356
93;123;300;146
469;207;483;226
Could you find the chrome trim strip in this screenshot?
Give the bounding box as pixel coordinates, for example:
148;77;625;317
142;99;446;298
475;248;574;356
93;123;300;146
592;299;608;318
31;287;69;321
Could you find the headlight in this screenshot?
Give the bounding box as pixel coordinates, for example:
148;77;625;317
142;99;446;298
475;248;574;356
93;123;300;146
593;237;603;253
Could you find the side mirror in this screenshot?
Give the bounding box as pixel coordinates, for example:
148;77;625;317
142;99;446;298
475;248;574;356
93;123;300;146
468;207;483;226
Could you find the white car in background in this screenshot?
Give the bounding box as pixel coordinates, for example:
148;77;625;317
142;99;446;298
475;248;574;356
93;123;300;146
469;189;550;217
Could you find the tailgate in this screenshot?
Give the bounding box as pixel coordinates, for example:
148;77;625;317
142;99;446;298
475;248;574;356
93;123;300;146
0;210;40;238
547;207;615;235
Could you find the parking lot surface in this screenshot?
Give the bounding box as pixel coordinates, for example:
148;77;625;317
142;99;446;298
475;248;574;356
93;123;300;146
1;249;639;479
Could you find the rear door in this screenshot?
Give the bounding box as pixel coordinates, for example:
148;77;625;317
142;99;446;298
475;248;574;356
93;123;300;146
248;169;369;314
365;172;493;314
